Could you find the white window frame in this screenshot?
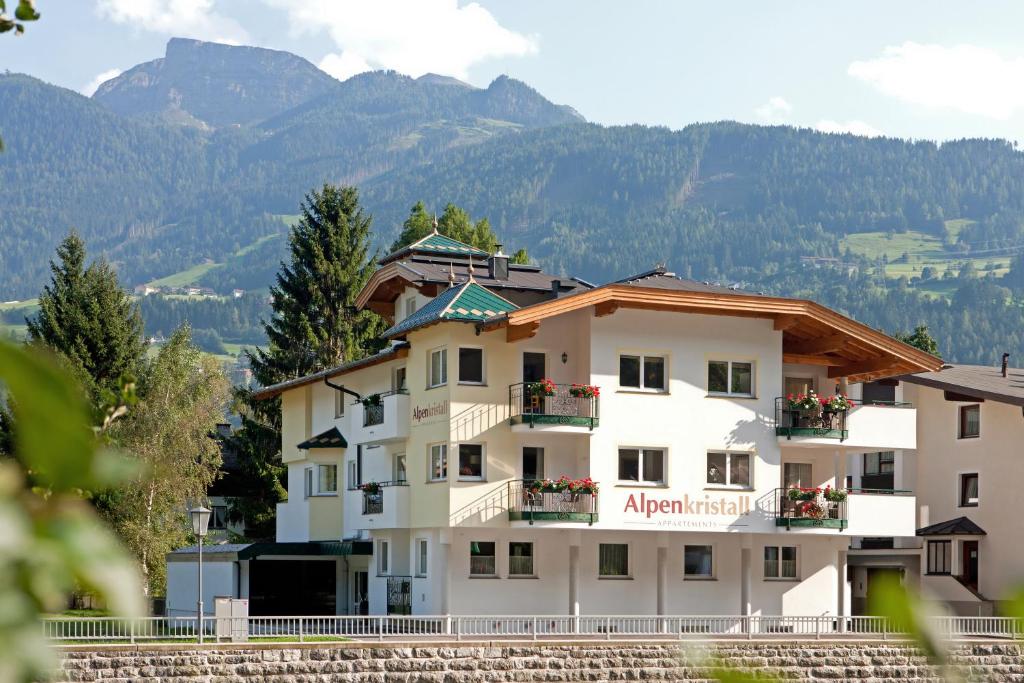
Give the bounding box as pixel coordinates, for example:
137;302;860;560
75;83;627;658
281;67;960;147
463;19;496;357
378;539;390;576
428;443;448;482
303;467;313;499
404;296;417;320
598;542;630;578
707;359;756;397
617;447;666;485
457;346;486;385
469;541;497;577
428;347;448;388
618;353;668;392
394;453;407;483
764;545;799;580
683;544;715;580
508;541;535;578
347;460;359;490
457;443;485;481
317;463;338;495
416;539;429;577
334;390;345;418
705;451;752;488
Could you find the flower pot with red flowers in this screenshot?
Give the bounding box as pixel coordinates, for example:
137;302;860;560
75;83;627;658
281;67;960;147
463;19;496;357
360;481;381;495
530;378;557;398
568;383;600;399
787;391;822;428
799;500;826;520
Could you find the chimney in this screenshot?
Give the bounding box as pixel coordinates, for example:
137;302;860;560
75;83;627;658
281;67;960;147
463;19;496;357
488;244;509;281
1002;352;1010;378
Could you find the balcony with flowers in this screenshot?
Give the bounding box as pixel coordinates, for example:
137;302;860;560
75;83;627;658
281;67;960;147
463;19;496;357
508;379;600;432
507;476;599;525
768;485;916;536
775;391;916;450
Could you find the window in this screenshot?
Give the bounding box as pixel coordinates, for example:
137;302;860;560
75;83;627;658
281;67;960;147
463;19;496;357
334;390;345;418
708;360;754;396
458;347;485;384
458;443;484;480
429;443;448;482
599;543;629;577
405;297;417;320
706;452;750;487
394;454;407;483
617;448;665;484
347;460;359;490
958;405;980;439
927;540;951;575
509;542;534;576
303;467;313;499
470;541;496;576
784;376;815;397
862;380;897;405
317;464;338;494
416;539;428;577
684;545;714;578
783;462;812;489
764;546;798;579
863;452;895;475
393;366;407;392
522;447;545;481
960;473;979;507
619;354;666;390
429;348;447;388
378;540;390;575
209;505;228;530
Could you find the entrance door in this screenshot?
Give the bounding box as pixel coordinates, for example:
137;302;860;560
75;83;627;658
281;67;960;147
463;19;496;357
353;571;369;615
962;541;979;589
522;447;545;481
783;462;813;488
523;352;546;382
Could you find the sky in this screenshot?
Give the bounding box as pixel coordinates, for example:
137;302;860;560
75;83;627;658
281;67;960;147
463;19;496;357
4;0;1024;142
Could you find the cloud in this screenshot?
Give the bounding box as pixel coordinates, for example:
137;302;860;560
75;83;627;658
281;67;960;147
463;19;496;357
814;119;882;138
95;0;248;43
754;96;792;122
266;0;538;80
849;42;1024;120
82;68;124;96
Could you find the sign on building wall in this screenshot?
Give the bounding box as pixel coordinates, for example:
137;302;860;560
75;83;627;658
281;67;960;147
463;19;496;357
617;490;754;530
412;400;449;425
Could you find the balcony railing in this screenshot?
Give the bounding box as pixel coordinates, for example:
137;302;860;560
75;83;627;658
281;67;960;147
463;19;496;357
775;397;849;441
507;479;598;524
508;383;599;430
770;487;848;530
359;389;407;427
358;481;408;515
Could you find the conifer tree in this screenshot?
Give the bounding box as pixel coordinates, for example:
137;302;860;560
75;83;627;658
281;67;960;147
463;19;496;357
232;185;385;536
390;201;530;263
26;232;145;403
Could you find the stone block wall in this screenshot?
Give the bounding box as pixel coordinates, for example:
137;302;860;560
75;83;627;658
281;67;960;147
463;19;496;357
54;640;1024;682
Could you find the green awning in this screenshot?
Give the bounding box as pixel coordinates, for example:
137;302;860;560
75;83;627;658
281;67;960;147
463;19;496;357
238;541;372;559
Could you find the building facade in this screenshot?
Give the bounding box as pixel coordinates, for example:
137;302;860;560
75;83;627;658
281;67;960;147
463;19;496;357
169;232;942;618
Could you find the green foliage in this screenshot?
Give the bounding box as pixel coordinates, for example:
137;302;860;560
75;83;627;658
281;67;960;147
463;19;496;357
390;201;528;263
103;325;230;596
0;0;39;36
895;324;942;359
27;233;145;405
0;339;142;682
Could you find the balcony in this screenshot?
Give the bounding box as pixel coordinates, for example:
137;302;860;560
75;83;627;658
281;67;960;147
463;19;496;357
507;479;598;525
351;390;409;445
769;487;916;535
775;399;917;450
345;481;409;530
508;382;599;432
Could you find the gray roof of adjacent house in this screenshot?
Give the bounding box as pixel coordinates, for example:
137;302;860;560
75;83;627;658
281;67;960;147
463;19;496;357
388;256;593;294
615;266;773;297
296;426;347;450
167;541;373;561
251;342;409;400
901;363;1024;407
917;516;987;536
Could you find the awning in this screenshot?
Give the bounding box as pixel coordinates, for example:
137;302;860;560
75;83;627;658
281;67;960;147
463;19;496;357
916;516;986;536
167;541;372;562
297;427;347;450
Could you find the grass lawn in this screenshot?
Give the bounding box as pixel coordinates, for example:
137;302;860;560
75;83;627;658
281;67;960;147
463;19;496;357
0;298;38;311
146;261;222;288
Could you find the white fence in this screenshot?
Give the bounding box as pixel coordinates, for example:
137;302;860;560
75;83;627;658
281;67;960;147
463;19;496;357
42;614;1024;643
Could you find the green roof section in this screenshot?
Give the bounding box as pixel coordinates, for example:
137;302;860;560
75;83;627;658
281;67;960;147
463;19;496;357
383;279;519;338
380;230;489;264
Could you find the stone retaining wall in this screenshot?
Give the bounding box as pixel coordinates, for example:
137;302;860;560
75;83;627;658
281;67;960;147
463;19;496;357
54;640;1024;682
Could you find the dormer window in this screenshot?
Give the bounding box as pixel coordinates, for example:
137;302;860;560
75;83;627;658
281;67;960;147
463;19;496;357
404;297;417;320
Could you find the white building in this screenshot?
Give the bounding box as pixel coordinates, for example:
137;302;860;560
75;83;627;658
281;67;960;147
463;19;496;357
168;233;941;618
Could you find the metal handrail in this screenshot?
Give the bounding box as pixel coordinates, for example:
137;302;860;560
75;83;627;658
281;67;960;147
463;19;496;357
508;382;599;430
771;487;848;530
507;479;599;525
774;397;848;441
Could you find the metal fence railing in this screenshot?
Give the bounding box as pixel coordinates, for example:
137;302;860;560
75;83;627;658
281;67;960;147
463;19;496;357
42;614;1024;643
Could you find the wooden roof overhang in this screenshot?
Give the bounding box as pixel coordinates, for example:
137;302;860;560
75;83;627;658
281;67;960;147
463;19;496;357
355;262;441;321
479;284;942;383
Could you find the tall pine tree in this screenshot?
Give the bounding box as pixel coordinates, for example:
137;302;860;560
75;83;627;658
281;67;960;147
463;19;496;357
231;185;385;536
26;232;145;404
390;201;530;263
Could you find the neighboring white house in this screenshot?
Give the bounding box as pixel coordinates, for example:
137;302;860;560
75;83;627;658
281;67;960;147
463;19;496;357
167;232;942;617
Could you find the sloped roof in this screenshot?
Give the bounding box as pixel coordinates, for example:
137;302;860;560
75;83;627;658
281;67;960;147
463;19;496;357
917;516;987;536
382;279;519;338
168;541;373;561
901;363;1024;407
251;342;409;400
616;266;767;296
380;231;489;265
297;426;347;450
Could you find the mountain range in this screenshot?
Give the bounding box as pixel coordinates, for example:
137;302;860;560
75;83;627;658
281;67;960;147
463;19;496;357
4;38;1024;364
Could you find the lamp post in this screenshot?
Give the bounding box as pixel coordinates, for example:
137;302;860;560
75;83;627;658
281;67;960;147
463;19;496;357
189;506;211;644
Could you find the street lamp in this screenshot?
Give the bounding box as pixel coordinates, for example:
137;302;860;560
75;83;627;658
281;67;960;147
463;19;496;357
189;505;212;644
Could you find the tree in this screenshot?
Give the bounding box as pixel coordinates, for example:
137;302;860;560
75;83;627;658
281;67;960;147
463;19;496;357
390;201;530;264
895;324;941;359
27;232;145;406
103;325;230;596
0;0;40;152
233;185;385;535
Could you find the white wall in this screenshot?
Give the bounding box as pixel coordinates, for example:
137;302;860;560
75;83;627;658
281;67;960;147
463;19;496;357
166;560;236;617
